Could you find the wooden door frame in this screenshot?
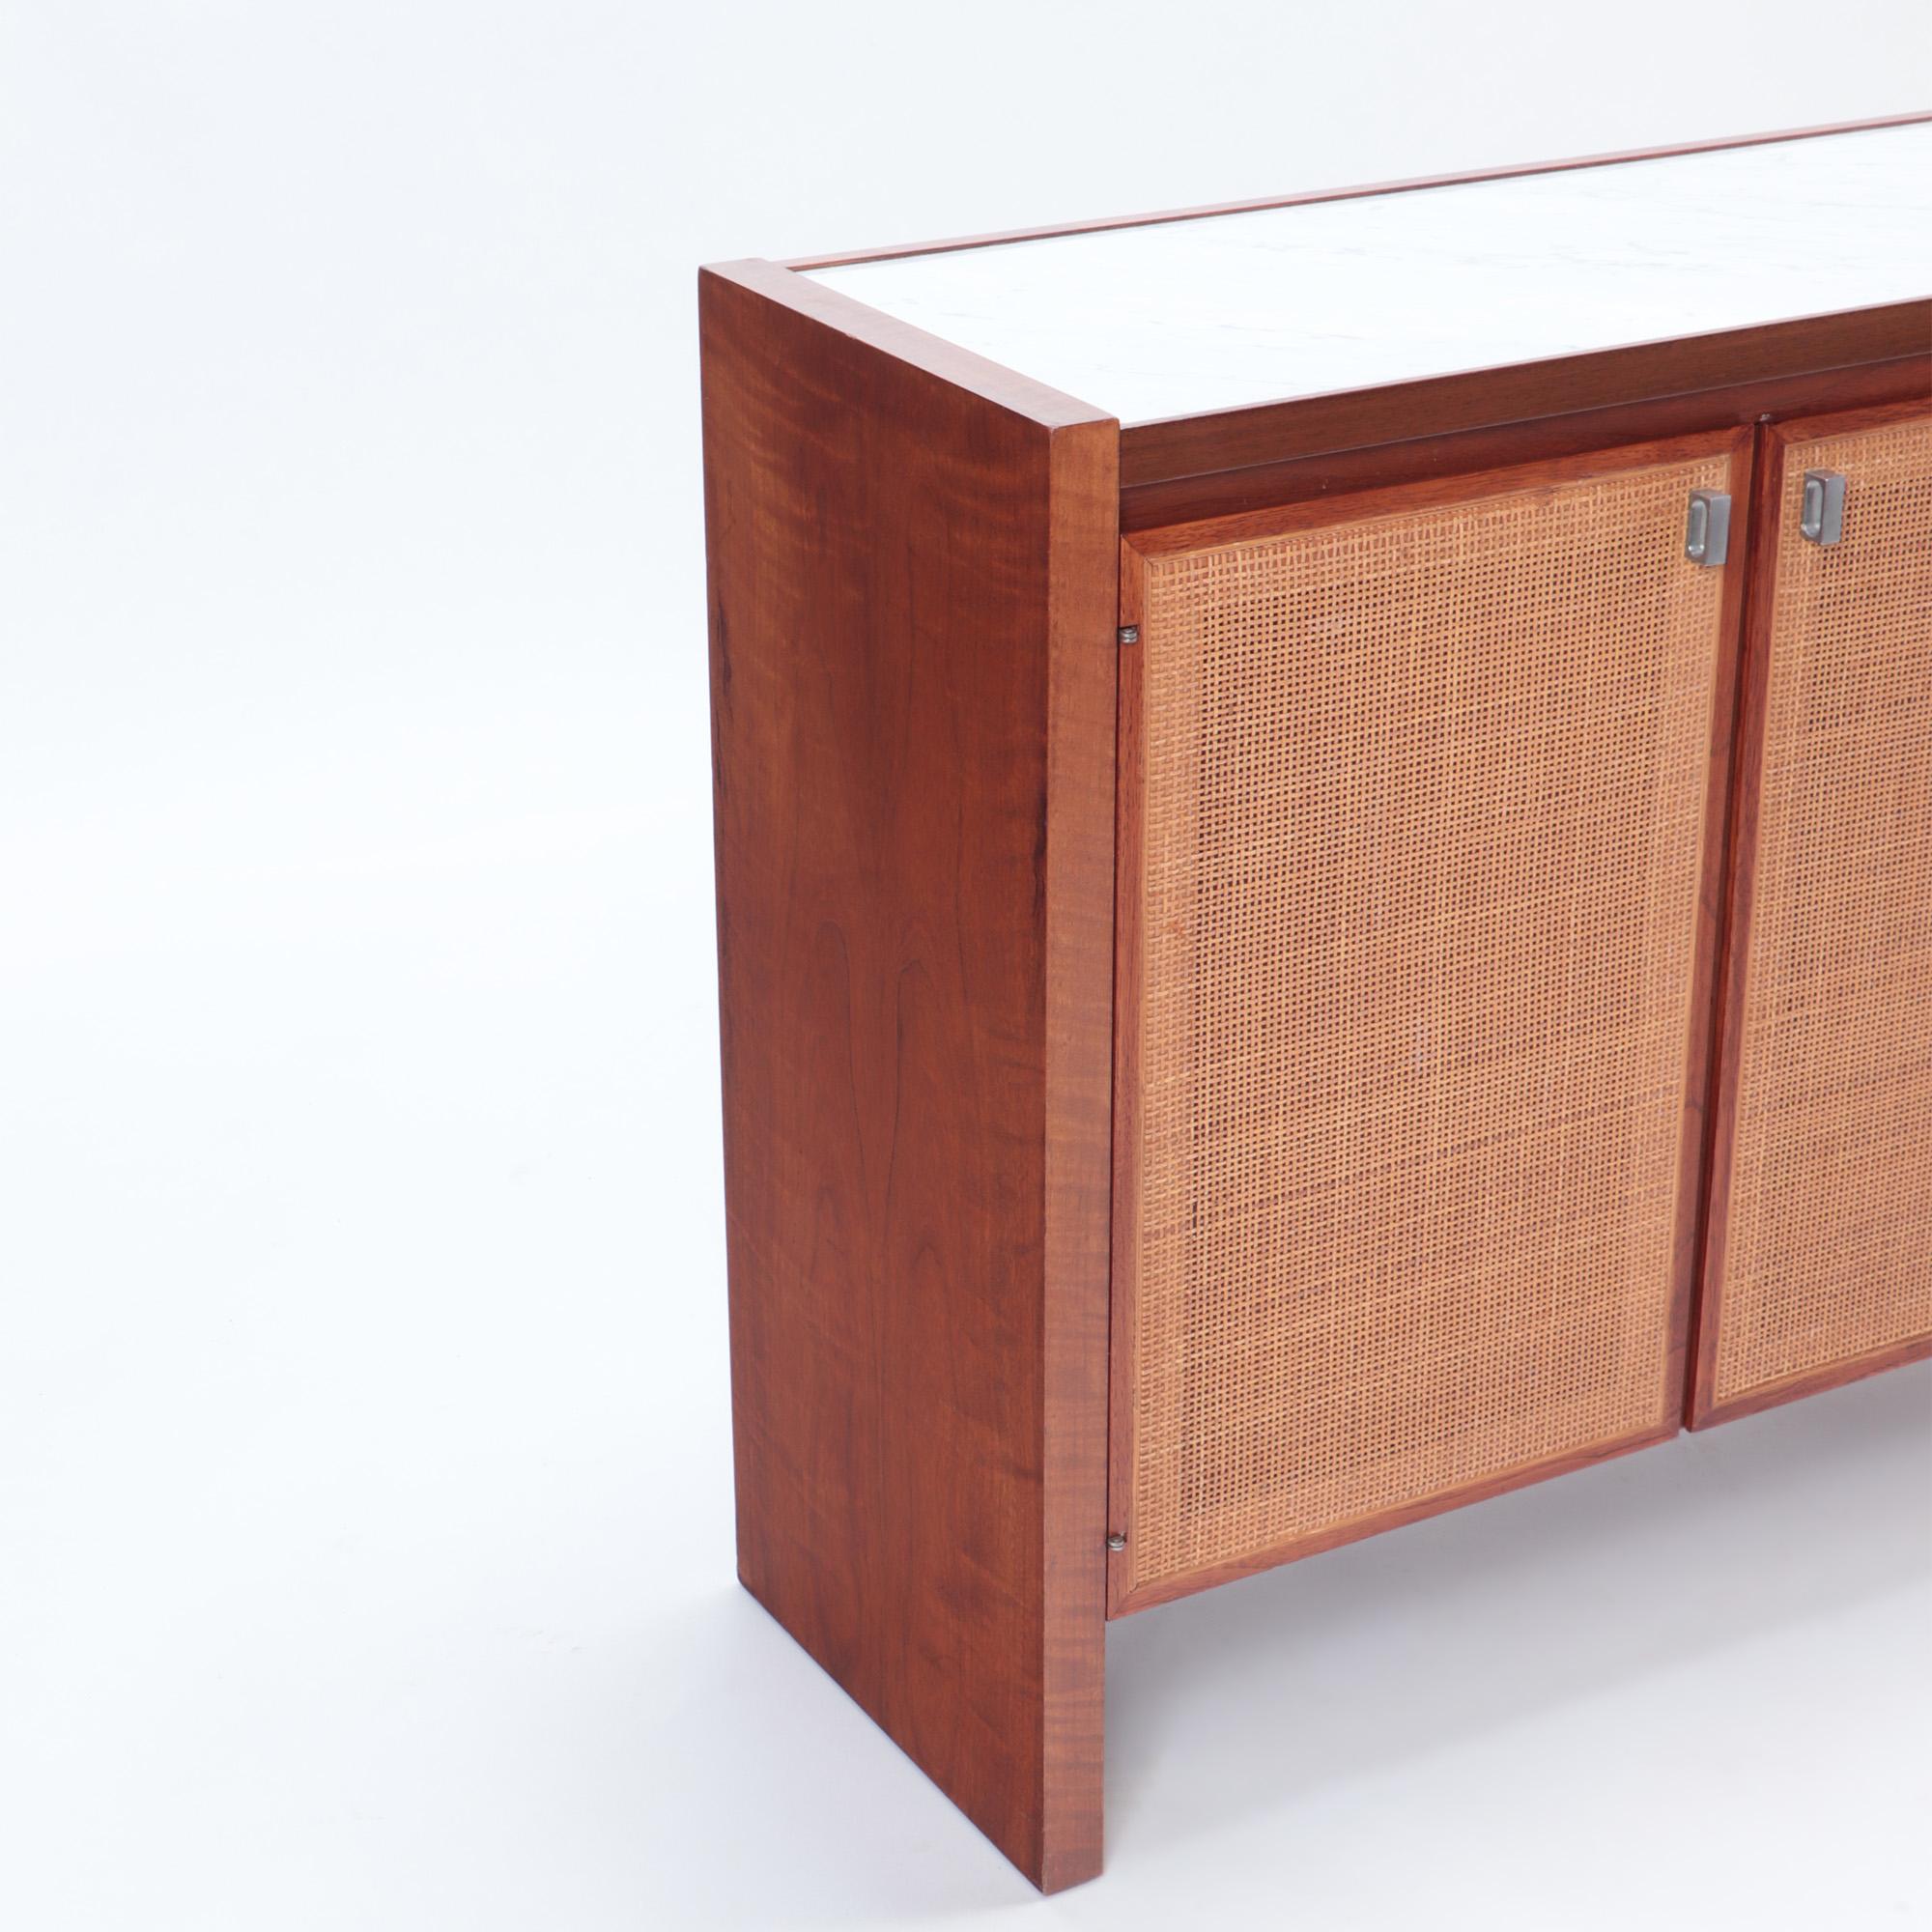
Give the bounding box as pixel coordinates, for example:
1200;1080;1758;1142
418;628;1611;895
1689;396;1932;1429
1110;429;1755;1615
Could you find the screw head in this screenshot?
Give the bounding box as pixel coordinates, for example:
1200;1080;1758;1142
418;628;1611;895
1106;1533;1127;1552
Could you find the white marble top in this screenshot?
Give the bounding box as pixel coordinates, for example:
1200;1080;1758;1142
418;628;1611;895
809;124;1932;424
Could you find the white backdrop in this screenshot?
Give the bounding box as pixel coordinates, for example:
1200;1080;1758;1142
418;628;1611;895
3;4;1927;1925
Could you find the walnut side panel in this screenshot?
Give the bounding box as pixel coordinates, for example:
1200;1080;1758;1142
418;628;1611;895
699;258;1118;1891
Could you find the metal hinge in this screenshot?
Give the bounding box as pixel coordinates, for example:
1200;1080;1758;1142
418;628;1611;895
1800;469;1847;546
1117;624;1140;647
1685;490;1731;568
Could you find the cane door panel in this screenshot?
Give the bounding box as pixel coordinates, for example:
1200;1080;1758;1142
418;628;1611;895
1695;406;1932;1425
1112;434;1750;1611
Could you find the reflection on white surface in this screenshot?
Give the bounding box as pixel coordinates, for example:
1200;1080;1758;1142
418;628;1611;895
811;124;1932;422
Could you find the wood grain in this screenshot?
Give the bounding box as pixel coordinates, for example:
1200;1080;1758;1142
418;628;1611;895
784;111;1931;271
1690;397;1932;1430
700;257;1118;1889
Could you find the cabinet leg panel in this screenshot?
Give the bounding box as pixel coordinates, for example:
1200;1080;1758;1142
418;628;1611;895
700;259;1118;1889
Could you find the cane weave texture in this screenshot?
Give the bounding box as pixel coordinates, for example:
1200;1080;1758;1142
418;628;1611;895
1129;457;1728;1590
1713;414;1932;1405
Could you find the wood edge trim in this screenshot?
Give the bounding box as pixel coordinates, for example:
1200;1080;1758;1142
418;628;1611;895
1104;543;1148;1620
1127;426;1753;556
780;112;1932;270
1758;393;1932;443
1688;421;1791;1424
1037;414;1121;1893
1120;355;1932;534
1111;1420;1682;1618
1670;425;1758;1429
1691;1336;1932;1432
697;257;1116;430
1118;302;1932;486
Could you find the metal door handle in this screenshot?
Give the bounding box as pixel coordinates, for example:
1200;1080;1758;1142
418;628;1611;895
1685;490;1731;567
1800;469;1846;546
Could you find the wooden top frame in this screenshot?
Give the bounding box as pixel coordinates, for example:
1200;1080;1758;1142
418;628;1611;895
783;112;1932;272
728;115;1930;506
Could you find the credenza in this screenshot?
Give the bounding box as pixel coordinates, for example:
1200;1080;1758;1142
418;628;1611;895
698;114;1932;1890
